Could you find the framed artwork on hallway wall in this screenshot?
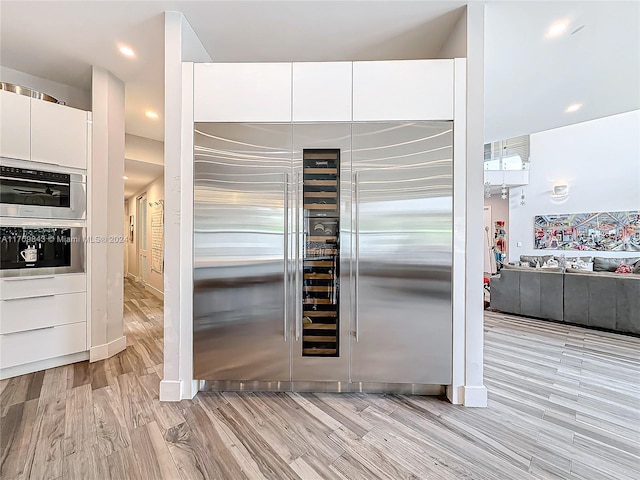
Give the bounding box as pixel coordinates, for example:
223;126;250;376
129;215;134;242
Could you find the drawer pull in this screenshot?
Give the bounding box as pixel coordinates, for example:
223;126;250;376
4;276;55;282
2;326;55;335
4;294;55;301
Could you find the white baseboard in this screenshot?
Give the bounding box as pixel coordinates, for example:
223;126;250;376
127;273;138;282
463;385;488;407
0;351;89;380
145;283;164;300
90;335;127;362
181;379;199;400
160;380;183;402
446;385;464;405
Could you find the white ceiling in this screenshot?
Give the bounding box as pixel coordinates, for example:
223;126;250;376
124;158;164;199
1;1;638;146
484;1;640;142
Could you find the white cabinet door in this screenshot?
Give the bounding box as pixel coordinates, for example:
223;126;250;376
353;59;454;121
0;292;87;334
31;100;88;169
0;321;86;369
194;63;292;122
293;62;352;121
0;90;31;160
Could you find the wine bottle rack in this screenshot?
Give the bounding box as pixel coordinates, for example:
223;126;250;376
302;149;340;357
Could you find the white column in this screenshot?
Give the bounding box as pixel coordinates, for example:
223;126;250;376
89;66;126;361
448;58;467;404
161;12;210;401
160;11;184;401
463;2;488;407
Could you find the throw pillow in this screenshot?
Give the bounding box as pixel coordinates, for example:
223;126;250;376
615;264;633;274
594;257;623;272
634;260;640;274
520;255;553;266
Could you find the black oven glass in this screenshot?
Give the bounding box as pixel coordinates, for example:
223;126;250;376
0;227;72;270
0;166;71;207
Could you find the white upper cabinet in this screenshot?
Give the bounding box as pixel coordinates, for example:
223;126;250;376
293;62;352;121
31;99;88;169
194;63;292;122
353;60;455;121
0;89;31;161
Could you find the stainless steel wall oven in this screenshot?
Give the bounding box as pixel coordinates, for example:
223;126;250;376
0;158;86;220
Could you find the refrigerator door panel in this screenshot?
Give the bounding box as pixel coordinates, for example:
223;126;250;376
291;123;352;381
351;122;453;385
193;123;293;381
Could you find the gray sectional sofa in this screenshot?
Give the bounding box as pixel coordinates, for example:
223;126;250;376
490;256;640;334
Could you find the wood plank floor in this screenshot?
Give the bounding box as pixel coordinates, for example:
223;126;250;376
1;279;639;479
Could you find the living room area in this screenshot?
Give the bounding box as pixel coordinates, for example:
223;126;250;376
485;109;640;335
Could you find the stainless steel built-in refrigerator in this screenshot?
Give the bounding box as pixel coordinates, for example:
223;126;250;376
193;122;453;393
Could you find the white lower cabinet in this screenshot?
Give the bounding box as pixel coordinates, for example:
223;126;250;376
0;276;87;374
0;322;87;369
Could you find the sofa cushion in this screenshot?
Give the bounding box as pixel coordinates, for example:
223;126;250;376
504;264;561;272
520;255;553;266
558;256;593;263
593;257;640;272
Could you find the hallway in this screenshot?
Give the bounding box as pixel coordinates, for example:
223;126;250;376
1;279;639;479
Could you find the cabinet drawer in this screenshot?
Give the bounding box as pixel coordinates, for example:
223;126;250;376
0;292;86;334
0;274;86;300
0;322;86;369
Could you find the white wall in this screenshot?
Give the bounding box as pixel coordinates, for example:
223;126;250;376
438;8;467;59
90;66;126;361
484;195;509;262
124;199;129;277
1;66;91;110
509;110;640;259
126;175;165;298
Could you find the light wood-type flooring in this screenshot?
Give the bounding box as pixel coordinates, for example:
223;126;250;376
1;279;639;479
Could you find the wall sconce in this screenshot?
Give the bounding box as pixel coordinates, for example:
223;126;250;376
551;184;569;198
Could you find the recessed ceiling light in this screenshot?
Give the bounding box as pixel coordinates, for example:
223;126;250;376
565;103;582;113
123;176;129;180
145;111;159;119
546;22;568;38
119;45;135;57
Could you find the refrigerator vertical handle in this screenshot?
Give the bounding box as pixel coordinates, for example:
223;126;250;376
283;172;289;341
295;171;302;342
353;171;360;342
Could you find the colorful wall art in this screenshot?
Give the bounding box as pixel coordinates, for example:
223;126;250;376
534;211;640;251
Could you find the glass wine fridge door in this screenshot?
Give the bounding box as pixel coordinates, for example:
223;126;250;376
302;149;340;356
292;123;351;382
